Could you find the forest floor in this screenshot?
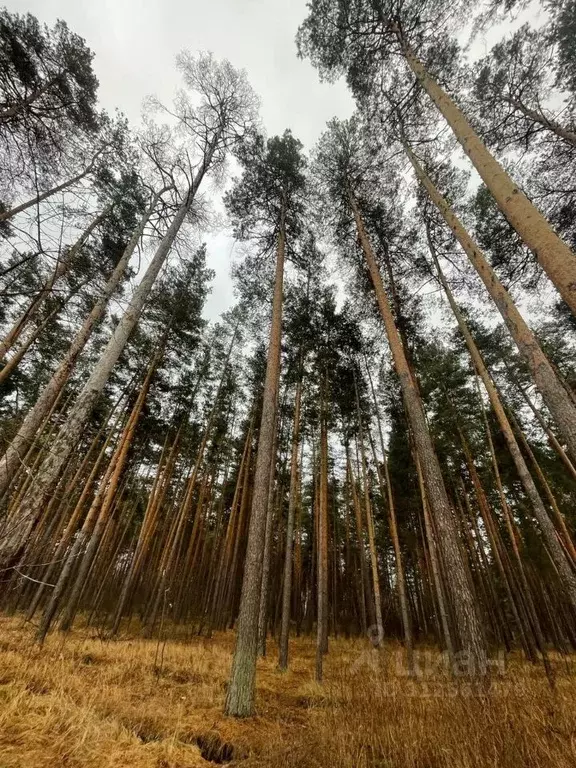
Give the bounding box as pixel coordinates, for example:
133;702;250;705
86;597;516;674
0;617;575;768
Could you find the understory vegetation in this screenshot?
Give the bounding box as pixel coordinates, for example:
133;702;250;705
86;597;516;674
1;618;575;768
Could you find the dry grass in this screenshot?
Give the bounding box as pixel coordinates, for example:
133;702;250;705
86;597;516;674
0;617;575;767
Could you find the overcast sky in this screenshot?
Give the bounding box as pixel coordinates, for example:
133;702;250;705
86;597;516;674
7;0;545;325
8;0;355;319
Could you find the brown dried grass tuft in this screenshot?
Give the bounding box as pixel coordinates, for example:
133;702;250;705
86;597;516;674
0;617;575;767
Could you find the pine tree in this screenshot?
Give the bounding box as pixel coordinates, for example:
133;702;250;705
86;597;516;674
225;130;307;717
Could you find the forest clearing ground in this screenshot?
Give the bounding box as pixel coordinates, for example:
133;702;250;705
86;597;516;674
0;616;575;767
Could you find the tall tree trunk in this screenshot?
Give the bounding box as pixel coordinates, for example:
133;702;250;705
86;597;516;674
0;153;101;222
58;343;164;634
507;407;576;566
350;191;486;674
208;419;254;635
25;407;122;620
0;205;112;360
36;346;160;642
0;152;215;568
415;452;456;667
515;381;576;482
0;189;167;498
407;146;576;463
223;432;254;628
257;401;280;656
0;301;61;386
111;428;180;635
392;26;576;314
347;449;368;635
426;237;576;611
278;373;303;670
145;323;238;633
457;425;539;661
225;206;285;717
293;440;304;635
475;372;547;653
354;375;384;647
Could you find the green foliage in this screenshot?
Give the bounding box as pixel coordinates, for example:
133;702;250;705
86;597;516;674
226;129;307;259
0;8;99;182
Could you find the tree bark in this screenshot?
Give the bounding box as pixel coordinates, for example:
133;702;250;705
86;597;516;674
225;208;285;717
25;407;122;621
144;327;237;634
350;192;486;674
0;301;61;386
0;205;112;361
395;31;576;314
415;452;456;667
0;154;213;567
354;376;384;647
516;381;576;483
426;237;576;611
347;450;368;635
407;145;576;463
57;343;164;634
0;153;101;222
110;428;180;635
278;374;303;670
257;398;280;656
507;407;576;566
0;189;166;498
316;382;329;682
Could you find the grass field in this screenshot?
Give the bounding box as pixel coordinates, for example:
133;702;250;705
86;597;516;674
0;617;575;767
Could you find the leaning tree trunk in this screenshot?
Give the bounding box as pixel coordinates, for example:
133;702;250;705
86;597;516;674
207;418;254;636
515;381;576;483
406;145;576;464
394;27;576;315
416;453;456;666
0;204;111;361
143;328;237;635
457;425;544;664
36;422;129;643
0;189;167;498
350;191;486;674
507;407;576;565
56;342;165;636
426;233;576;611
504;96;576;147
0;153;100;223
476;377;554;669
36;346;161;643
0;301;62;386
110;429;181;635
25;412;121;621
0;156;212;568
257;399;280;657
225;205;285;718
